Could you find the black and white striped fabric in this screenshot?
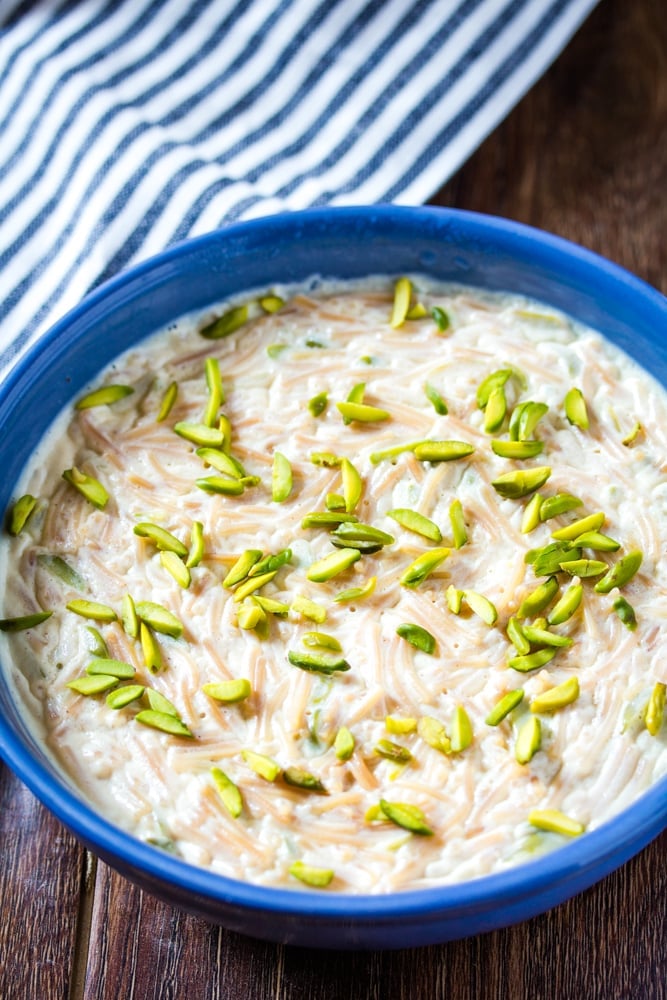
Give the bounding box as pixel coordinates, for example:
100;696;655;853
0;0;598;379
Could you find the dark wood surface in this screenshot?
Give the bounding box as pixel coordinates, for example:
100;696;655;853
1;1;665;997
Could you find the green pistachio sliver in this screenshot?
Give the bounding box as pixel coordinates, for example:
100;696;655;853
413;440;474;463
62;467;109;509
547;583;583;625
485;689;524;726
267;343;287;359
302;632;342;651
145;689;179;717
259;293;285;313
272;451;293;502
289;861;334;888
572;530;620;552
560;558;608;578
375;739;412;763
36;554;85;591
310;451;342;467
186;521;204;568
242;749;281;781
308;391;328;417
85;626;108;657
232;570;277;603
492;466;551;499
450;706;473;752
134;601;183;637
539;493;583;521
346;382;366;408
223;549;263;588
528;809;584;837
507;617;530;654
390;277;412;328
134;522;188;556
448;499;467;548
204;356;225;421
400;547;450;588
140;622;162;673
66;599;117;622
379;799;433;836
463;590;498;626
156;380;178;422
253;595;290;616
237;601;266;631
302;511;359;529
424;382;448;415
645;682;666;736
341;458;362;514
67;674;118;695
515;716;541;764
174;421;225;447
195;475;245;496
530;543;581;577
446;585;463;614
135;709;192;737
613;596;637;631
551;511;605;541
477;369;512;409
369;441;424;465
406;301;427;320
86;657;135;679
106;684;145;709
334;576;376;603
8;494;37;535
491;439;543;459
200;304;248;339
386;508;440;543
484;385;507;433
334;725;355;760
330;536;382;555
520;493;544;535
396;622;436;654
431;305;450;331
196;447;245;479
250;548;293;577
515;401;549;442
287;649;350;675
326;493;345;511
120;594;138;638
508;648;557;673
210;767;243;818
621;421;643;446
291;594;327;623
417;715;451;754
530;676;580;713
332;522;394;547
564;386;589;430
594;550;643;593
75;384;134;409
283;767;326;792
521;624;572;648
0;611;52;632
336;401;391;424
386;716;417;735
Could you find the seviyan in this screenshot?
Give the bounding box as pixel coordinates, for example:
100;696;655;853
1;279;666;893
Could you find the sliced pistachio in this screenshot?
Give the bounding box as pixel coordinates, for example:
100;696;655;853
134;601;183;637
287;649;350;674
431;305;450;331
424;383;448;415
289;861;334;888
446;585;463;614
85;626;108;657
484;385;507;433
530;676;580;713
621;421;643;446
529;543;581;577
272;451;293;502
341;457;362;514
302;632;342;651
134;522;188;556
267;343;287;359
211;767;242;818
62;467;109;509
418;715;451;754
508;648;557;673
572;530;620;552
308;391;328;417
379;799;433;835
232;570;277;603
301;511;358;529
283;767;326;792
521;624;572;648
450;705;473;752
219;413;233;453
253;595;290;616
237;601;266;631
75;384;133;409
252;549;293;577
291;594;327;623
386;716;417;735
613;595;637;631
156;380;178;422
560;558;608;578
400;548;450;589
86;657;135;679
106;684;145;709
385;508;440;544
66;599;116;622
140;621;162;673
515;716;541;764
564;386;589;430
511;401;549;442
390;277;412;328
406;301;427;320
396;622;436;654
310;451;342;467
528;808;584;836
334;576;377;603
332;522;394;547
491;439;543;459
491;466;551;499
375;739;412;763
539;493;583;522
200;304;248;339
645;682;666;736
330;725;354;760
463;590;497;626
369;441;424;465
0;610;53;631
195;475;245;496
507;617;530;654
447;498;467;549
594;550;643;593
204;357;225;424
477;369;512;409
223;549;263;588
336;401;390;424
414;440;474;463
8;494;37;535
547;583;583;625
120;594;138;638
242;749;281;781
67;674;118;695
36;554;85;591
325;493;345;511
197;449;245;483
521;493;544;534
346;382;366;408
145;689;179;716
485;689;524;726
174;421;224;447
551;511;605;541
186;521;204;568
134;709;191;736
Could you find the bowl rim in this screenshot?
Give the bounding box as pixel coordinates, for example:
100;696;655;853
1;204;666;929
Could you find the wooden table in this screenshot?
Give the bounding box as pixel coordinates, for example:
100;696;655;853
1;1;665;996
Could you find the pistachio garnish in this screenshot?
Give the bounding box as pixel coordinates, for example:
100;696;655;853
564;386;589;430
547;583;583;625
431;305;450;331
386;716;417;735
491;439;543;459
462;590;497;625
515;716;541;764
332;725;354;760
539;493;583;521
0;611;52;632
36;554;85;591
135;709;193;737
510;401;548;441
446;585;463;614
645;682;666;735
66;599;117;622
272;451;293;502
258;293;284;313
196;447;245;479
530;676;579;713
508;648;557;673
400;547;450;587
287;649;350;674
559;558;607;578
484;385;507;433
477;369;512;409
134;600;183;637
291;594;327;623
507;617;530;654
174;421;225;447
375;739;412;763
390;277;412;328
106;684;145;709
485;689;524;726
301;512;359;529
134;522;188;556
195;475;245;496
232;570;277;602
308;391;328;417
379;799;433;835
186;521;204;568
302;632;342;651
326;493;345;511
140;621;162;673
200;304;248;339
521;493;543;534
520;623;572;648
417;715;451;754
203;357;225;427
613;595;637;630
156;380;178;422
450;705;473;752
572;530;620;552
449;499;468;548
146;689;180;716
75;384;134;409
491;466;551;499
332;522;394;550
211;767;242;818
369;441;424;464
334;576;377;603
551;511;605;541
310;451;342;467
86;657;135;679
8;494;37;535
386;508;440;542
85;626;108;657
241;749;281;781
120;594;138;638
621;421;643;446
283;767;326;792
424;382;448;415
396;622;436;654
67;674;118;695
223;549;263;588
413;440;475;463
528;542;581;577
594;550;643;593
253;595;290;616
289;861;334;888
528;809;584;836
341;458;362;514
336;400;391;424
62;467;109;509
203;678;252;703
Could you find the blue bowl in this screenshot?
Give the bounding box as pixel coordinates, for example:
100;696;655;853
0;207;666;950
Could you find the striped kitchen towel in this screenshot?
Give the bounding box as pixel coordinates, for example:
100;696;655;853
0;0;599;378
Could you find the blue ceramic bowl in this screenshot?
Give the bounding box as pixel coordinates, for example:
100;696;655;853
0;207;666;950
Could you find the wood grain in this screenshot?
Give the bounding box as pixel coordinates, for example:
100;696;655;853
0;0;665;997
